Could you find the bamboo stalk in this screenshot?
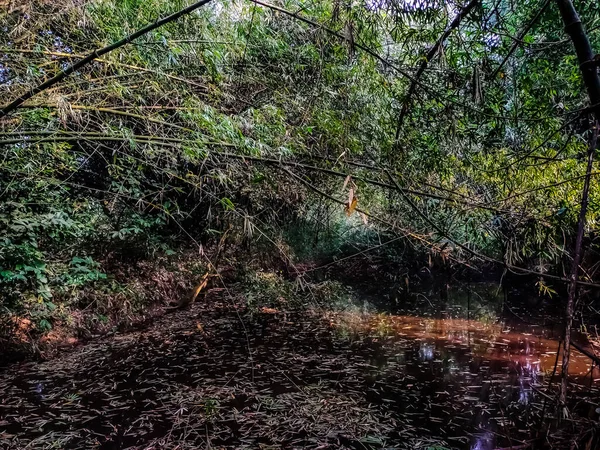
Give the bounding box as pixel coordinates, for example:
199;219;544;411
555;0;600;410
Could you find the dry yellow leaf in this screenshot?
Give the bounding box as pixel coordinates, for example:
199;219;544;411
345;196;358;216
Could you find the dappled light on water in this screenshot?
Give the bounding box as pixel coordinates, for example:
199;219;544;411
321;301;600;449
325;312;595;376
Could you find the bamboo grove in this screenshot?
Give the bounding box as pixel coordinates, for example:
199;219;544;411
2;0;600;408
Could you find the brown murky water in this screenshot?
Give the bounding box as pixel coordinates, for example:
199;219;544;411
328;312;596;377
1;284;599;449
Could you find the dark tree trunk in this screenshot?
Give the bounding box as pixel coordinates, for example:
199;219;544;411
554;0;600;409
560;124;597;408
555;1;600;112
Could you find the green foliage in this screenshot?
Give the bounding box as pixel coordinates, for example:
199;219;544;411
65;257;107;287
243;271;295;310
3;0;600;336
243;269;350;310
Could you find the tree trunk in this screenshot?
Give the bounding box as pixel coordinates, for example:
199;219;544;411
560;124;597;408
554;0;600;409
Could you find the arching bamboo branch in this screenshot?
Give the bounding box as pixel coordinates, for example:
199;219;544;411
282;166;600;289
248;0;520;123
0;131;505;212
0;49;208;92
0;0;214;118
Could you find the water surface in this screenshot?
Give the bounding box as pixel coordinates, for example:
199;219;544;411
1;284;598;449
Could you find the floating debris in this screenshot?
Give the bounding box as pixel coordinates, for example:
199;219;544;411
0;295;598;449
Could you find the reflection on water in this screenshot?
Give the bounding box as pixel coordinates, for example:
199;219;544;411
325;284;600;450
471;430;494;450
419;342;435;361
0;283;598;449
328;312;591;374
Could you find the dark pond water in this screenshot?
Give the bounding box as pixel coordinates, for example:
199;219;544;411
1;283;599;449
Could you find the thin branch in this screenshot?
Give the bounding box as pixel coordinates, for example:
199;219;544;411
479;112;583;173
6;131;600;289
0;130;503;212
384;168;490;262
571;340;600;366
284;166;600;288
560;123;597;407
18;103;194;132
248;0;525;123
489;171;600;205
281;168;437;249
555;0;600;408
394;0;480;142
490;0;552;79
